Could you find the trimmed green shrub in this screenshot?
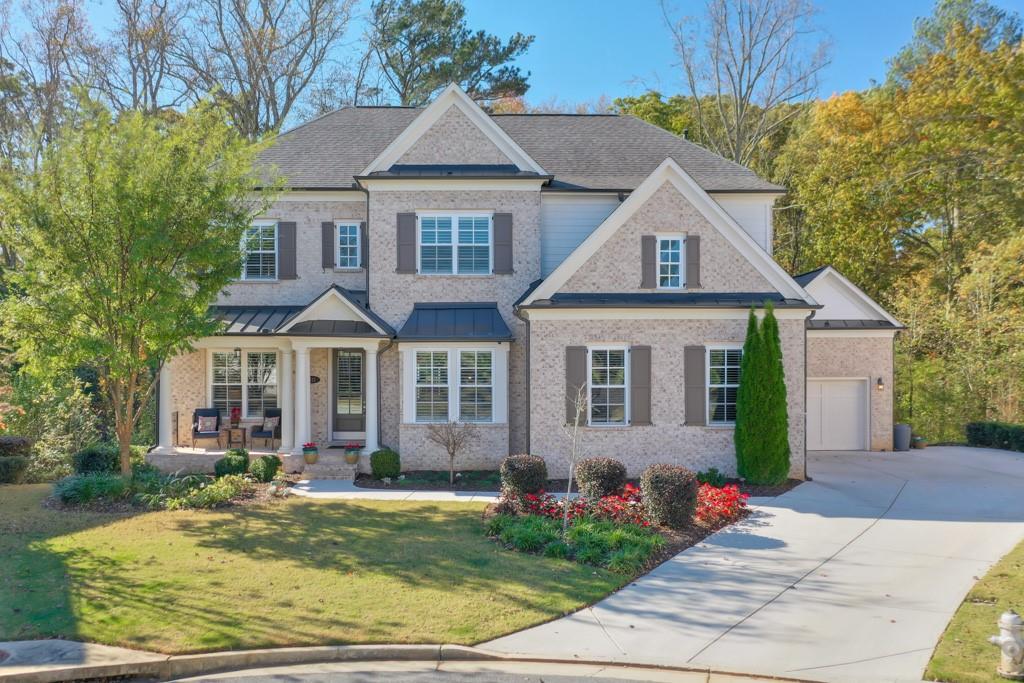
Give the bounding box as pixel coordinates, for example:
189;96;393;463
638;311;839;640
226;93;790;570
214;449;249;478
54;473;128;504
966;421;1024;452
735;303;791;485
696;467;727;487
0;456;29;484
0;436;32;458
575;457;626;499
640;464;699;528
370;448;401;479
250;455;281;483
500;454;548;495
72;443;120;474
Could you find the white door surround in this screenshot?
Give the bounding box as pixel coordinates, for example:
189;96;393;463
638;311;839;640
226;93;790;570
807;378;869;451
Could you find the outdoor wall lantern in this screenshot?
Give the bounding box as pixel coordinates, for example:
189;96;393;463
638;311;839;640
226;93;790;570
876;377;885;392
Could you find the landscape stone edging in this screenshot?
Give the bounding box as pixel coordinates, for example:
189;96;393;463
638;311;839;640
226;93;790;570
0;642;821;683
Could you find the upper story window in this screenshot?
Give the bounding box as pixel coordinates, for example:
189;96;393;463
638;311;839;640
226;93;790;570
708;347;742;425
241;223;277;280
589;347;628;426
418;213;492;275
657;235;685;289
337;223;361;269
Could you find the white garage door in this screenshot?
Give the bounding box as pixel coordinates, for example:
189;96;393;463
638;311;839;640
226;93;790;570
807;379;868;451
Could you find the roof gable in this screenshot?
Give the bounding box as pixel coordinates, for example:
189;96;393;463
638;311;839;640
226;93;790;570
278;286;395;336
521;158;813;306
800;267;901;326
361;84;545;176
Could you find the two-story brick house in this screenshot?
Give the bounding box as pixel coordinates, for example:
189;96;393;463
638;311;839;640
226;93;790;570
152;84;901;478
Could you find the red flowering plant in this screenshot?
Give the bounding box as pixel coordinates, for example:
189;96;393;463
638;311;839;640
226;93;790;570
508;483;651;527
695;483;749;527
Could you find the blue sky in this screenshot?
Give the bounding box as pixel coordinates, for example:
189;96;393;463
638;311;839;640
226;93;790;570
461;0;1024;104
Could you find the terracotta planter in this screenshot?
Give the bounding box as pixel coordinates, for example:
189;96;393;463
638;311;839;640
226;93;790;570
303;449;319;465
344;451;360;465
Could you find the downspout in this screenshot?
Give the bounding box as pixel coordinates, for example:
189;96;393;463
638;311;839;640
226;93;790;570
513;305;530;454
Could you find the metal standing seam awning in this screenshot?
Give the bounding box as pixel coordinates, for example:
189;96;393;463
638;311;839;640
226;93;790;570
397;302;514;341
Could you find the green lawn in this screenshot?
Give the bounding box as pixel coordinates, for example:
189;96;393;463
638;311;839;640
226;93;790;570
926;538;1024;682
0;484;625;654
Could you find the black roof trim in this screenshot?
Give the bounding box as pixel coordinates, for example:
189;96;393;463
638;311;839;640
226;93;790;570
398;302;514;341
793;266;830;287
286;320;386;337
522;292;819;310
807;319;902;330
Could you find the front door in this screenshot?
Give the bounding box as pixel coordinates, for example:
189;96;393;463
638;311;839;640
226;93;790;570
333;349;365;437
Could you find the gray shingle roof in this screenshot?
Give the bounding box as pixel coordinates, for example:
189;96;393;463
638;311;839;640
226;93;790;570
523;292;815;309
257;107;783;192
398;302;513;341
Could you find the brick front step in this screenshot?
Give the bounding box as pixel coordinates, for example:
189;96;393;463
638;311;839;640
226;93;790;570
301;455;358;481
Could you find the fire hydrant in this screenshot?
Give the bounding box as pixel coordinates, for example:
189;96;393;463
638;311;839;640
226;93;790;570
989;610;1024;680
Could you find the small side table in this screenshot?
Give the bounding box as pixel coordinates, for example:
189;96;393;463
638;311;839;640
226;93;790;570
222;427;246;450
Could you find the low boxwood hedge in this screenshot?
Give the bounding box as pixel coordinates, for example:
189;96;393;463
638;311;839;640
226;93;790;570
250;454;281;483
640;464;698;529
966;421;1024;452
575;457;626;499
500;454;547;495
73;443;120;474
214;449;249;478
370;448;401;479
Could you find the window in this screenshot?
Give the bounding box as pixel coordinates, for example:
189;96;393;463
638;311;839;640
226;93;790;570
657;235;684;289
418;214;491;275
211;351;278;419
241;224;277;280
414;351;449;422
336;223;361;269
246;352;278;418
589;347;628;426
459;351;493;422
708;348;742;425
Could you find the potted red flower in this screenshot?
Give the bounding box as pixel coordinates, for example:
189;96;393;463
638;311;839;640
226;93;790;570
343;441;361;465
302;442;319;465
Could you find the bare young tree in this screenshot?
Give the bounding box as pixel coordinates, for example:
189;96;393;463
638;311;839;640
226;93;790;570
661;0;829;166
174;0;356;138
90;0;192;113
425;420;479;486
560;383;588;537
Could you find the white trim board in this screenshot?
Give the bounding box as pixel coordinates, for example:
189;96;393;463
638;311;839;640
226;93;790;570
522;307;813;321
802;266;902;327
360;83;546;176
520;158;816;306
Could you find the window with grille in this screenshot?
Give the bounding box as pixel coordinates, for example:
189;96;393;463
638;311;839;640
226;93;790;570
337;224;360;269
211;351;278;419
708;348;742;424
241;224;277;280
211;352;242;419
414;351;449;422
245;352;278;418
589;347;628;426
459;351;493;422
418;214;491;274
657;235;685;288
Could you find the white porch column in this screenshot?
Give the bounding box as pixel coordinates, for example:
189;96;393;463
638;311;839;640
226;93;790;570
364;345;379;454
158;361;173;450
279;349;294;453
293;347;311;453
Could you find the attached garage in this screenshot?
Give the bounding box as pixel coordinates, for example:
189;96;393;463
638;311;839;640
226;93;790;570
806;379;868;451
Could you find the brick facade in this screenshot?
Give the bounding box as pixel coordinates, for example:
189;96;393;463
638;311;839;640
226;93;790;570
396;106;514;167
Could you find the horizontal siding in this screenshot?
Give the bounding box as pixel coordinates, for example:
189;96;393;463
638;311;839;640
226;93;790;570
711;194;774;254
540;194;621;276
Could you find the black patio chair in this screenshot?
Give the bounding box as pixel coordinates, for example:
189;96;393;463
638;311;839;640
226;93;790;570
191;408;222;448
250;408;282;449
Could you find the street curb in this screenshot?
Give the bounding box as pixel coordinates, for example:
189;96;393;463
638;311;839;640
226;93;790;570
0;642;822;682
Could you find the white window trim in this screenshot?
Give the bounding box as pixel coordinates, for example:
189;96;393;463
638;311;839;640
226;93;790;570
207;349;280;420
706;344;743;427
239;221;279;282
416;211;494;276
655;232;686;290
335;222;362;271
587;345;630;427
401;343;508;424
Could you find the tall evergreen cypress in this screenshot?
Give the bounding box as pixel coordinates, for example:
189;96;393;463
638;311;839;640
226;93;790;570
734;308;761;478
734;303;791;484
759;302;791;484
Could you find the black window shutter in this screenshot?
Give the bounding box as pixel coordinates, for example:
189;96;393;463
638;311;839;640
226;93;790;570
565;346;587;425
321;222;335;269
360;221;368;269
396;213;417;273
278;222;297;279
492;213;513;274
686;235;701;289
640;235;656;289
630;346;652;425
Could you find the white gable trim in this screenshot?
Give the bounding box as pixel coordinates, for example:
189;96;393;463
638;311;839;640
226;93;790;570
806;267;902;327
360;83;546;176
278;287;390;335
521;158;815;306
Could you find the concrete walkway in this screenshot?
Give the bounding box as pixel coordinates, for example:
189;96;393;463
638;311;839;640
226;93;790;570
486;447;1024;682
290;479;501;503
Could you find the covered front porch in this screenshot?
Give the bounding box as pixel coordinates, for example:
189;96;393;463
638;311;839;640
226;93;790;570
149;286;395;474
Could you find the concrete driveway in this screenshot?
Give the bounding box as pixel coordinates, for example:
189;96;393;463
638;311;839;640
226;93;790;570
485;447;1024;682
